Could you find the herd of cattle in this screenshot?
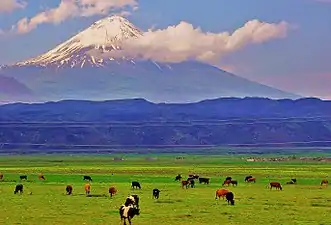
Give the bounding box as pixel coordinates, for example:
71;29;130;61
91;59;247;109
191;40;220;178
1;172;330;224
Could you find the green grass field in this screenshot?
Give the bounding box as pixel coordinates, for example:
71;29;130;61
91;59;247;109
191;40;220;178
0;154;331;225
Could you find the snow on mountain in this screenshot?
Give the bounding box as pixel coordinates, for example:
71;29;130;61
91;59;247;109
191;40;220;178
15;16;142;68
0;16;301;103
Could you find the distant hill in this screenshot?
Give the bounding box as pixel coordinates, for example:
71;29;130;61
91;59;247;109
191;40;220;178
0;97;331;152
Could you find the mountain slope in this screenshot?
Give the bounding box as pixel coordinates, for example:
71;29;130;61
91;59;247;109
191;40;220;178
0;16;300;103
0;75;34;103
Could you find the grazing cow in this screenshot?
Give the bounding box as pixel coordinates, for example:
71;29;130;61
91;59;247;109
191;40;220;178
84;183;91;195
199;177;210;184
131;181;141;189
245;176;253;182
225;192;235;205
83;176;92;182
247;177;256;183
269;182;283;190
66;185;73;195
215;189;229;200
38;174;46;180
152;188;160;199
321;180;328;186
0;173;3;181
181;180;190;189
109;186;117;197
119;204;140;225
14;184;23;194
223;180;237;186
175;174;182;181
20;175;27;180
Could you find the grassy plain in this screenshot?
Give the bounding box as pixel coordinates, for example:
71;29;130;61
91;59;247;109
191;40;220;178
0;154;331;225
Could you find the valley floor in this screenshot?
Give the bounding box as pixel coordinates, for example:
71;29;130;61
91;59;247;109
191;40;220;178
0;154;331;225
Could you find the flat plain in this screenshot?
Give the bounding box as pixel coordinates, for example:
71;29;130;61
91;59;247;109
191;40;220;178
0;154;331;225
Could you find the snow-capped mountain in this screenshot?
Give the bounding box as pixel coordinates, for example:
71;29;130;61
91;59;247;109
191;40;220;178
0;16;301;103
16;16;142;68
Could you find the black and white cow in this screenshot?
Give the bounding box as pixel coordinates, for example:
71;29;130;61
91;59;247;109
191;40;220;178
14;184;23;194
152;189;160;199
125;195;140;208
119;204;140;225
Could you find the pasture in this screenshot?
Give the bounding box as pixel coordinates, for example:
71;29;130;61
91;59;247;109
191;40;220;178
0;154;331;225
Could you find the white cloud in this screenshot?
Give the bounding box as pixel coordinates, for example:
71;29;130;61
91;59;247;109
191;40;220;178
100;20;291;64
0;0;26;13
12;0;137;34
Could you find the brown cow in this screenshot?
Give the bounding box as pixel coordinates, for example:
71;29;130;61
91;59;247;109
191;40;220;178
109;186;117;197
269;182;282;190
247;177;256;183
38;174;46;180
223;180;237;186
215;189;229;200
0;173;3;181
181;180;190;189
321;180;328;186
85;183;91;195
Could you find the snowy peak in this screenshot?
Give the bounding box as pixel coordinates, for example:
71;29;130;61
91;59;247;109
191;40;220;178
16;16;143;68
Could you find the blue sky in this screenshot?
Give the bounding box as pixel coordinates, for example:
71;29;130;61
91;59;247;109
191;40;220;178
0;0;330;98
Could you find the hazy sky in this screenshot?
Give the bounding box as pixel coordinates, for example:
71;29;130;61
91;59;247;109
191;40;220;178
0;0;330;98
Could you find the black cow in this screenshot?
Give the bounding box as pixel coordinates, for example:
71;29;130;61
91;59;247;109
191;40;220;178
175;174;182;181
245;175;253;182
20;175;27;180
119;204;140;225
83;176;92;182
14;184;23;194
225;192;235;205
189;179;195;188
66;185;73;195
152;188;160;199
199;177;210;184
131;181;141;189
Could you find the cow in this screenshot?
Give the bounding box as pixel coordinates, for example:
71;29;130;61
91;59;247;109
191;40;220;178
199;177;210;184
244;175;253;182
119;204;140;225
0;173;3;181
269;182;282;190
66;185;73;195
225;192;235;205
223;180;237;186
20;175;27;180
83;176;92;182
321;180;328;186
215;189;229;200
131;181;141;189
247;177;256;183
175;174;182;181
189;174;199;179
38;174;46;180
109;186;117;197
125;195;140;208
181;180;190;189
152;188;160;199
85;183;91;195
189;179;195;188
14;184;23;194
